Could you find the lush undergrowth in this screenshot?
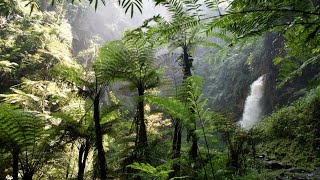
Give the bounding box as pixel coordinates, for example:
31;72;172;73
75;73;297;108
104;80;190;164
218;86;320;179
256;86;320;169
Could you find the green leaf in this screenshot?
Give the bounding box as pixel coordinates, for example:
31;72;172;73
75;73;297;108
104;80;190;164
273;57;284;65
95;0;98;10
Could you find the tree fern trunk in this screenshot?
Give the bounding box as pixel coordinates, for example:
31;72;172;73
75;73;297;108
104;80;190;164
170;119;182;178
173;119;182;159
78;144;85;180
22;171;34;180
78;139;91;180
12;150;18;180
190;128;198;159
137;86;148;160
94;93;107;179
182;44;198;160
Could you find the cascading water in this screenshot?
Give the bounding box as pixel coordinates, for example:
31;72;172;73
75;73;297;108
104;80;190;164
239;75;265;130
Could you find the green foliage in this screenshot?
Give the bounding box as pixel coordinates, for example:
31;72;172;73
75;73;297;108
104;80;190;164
0;0;18;16
53;61;88;86
0;104;44;149
0;103;62;176
260;86;320;141
275;24;320;87
232;168;278;180
146;95;191;125
3;0;320;178
22;0;143;18
127;162;174;180
199;38;260;117
0;2;73;92
0;60;18;73
146;76;209;129
155;0;320;87
257;86;320;167
204;0;318;39
0;78;75;113
95;39;160;89
118;0;142;18
147;75;228;179
207;0;320;86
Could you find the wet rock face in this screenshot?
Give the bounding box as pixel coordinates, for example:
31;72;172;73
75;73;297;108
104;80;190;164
255;154;292;170
278;168;320;180
265;161;292;170
255;154;320;179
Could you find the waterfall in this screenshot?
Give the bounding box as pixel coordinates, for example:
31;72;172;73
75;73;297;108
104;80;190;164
239;75;265;130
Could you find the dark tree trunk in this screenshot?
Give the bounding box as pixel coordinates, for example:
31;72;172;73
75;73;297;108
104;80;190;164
78;140;91;180
173;119;182;159
78;144;85;180
182;44;198;159
22;171;34;180
182;45;192;77
12;150;19;180
137;86;148;160
93;93;107;179
189;129;198;159
169;119;182;178
229;144;240;171
169;44;193;179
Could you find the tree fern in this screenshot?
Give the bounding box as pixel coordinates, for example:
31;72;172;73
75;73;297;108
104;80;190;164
0;104;62;178
0;78;75;113
146;95;192;126
22;0;144;18
95;36;160;161
95;40;159;89
127;162;174;180
118;0;142;17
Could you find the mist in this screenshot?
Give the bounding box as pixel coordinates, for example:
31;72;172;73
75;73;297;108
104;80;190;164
68;0;169;44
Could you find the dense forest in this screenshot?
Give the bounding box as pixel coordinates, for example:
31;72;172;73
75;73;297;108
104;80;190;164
1;0;320;179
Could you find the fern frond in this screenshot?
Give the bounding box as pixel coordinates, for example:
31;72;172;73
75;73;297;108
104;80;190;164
0;60;18;73
95;39;160;90
115;0;145;17
0;104;48;151
0;0;18;16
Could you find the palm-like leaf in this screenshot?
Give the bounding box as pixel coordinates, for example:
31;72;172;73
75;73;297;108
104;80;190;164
118;0;142;17
0;104;60;173
95;40;160;89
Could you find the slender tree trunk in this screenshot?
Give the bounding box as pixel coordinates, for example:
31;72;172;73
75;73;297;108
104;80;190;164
182;45;192;77
137;86;148;160
78;140;91;180
169;44;192;178
22;171;34;180
93;93;107;179
12;150;19;180
173;119;182;159
78;144;85;180
169;119;182;178
190;129;198;159
182;44;198;159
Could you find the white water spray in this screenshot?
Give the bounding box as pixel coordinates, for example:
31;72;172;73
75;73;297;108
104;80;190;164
239;75;265;129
